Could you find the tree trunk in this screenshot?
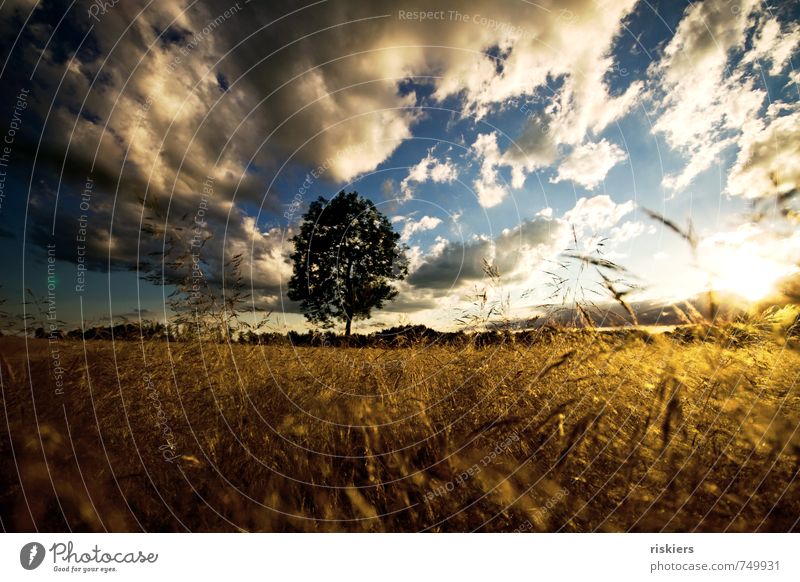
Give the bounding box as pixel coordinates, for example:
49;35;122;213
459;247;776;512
344;256;354;337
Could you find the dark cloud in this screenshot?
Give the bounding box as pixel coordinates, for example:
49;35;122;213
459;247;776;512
408;237;491;289
408;217;565;289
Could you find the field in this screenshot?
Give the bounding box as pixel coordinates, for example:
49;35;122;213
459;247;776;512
1;327;799;532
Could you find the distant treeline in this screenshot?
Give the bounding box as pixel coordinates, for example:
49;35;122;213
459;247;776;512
28;322;485;346
21;322;671;347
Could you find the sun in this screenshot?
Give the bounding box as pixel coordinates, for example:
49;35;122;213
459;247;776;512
702;245;797;303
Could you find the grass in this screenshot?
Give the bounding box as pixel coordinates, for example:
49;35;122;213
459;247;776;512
1;325;799;532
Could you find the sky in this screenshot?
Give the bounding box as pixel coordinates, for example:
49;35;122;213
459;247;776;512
0;0;798;333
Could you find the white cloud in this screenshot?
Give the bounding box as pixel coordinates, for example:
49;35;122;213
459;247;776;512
563;195;635;233
471;132;509;208
649;0;800;193
431;0;641;131
397;215;443;242
650;0;755;184
742;16;800;76
552;139;627;190
609;220;653;244
727;105;800;199
661;138;734;193
400;151;458;200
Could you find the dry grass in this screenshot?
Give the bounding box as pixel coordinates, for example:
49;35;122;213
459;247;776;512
1;327;799;532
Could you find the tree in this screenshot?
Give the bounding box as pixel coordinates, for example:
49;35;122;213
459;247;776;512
288;191;407;336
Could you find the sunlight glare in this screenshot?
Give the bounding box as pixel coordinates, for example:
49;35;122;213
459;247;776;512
702;242;797;302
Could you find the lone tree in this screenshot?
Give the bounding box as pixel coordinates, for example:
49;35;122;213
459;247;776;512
288;191;407;336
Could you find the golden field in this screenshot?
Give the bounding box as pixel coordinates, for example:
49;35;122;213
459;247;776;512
1;327;798;532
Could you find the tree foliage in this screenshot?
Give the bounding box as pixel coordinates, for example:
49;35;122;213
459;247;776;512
288;191;407;335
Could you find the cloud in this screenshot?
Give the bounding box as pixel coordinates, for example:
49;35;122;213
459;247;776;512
609;220;653;244
407;235;492;289
741;15;800;76
470;132;509;207
469;87;637;199
500;111;559;183
381;178;397;198
401;194;641;312
5;0;652;295
552;139;626;190
431;0;641;127
395;215;443;242
204;0;642;188
468;127;567;208
480;112;572;194
408;216;565;289
379;284;441;313
727;105;800;199
400;151;458;200
0;0;37;19
562;195;635;233
654;0;758;85
649;0;799;192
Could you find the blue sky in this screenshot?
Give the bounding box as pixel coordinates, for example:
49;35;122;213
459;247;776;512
0;0;798;332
